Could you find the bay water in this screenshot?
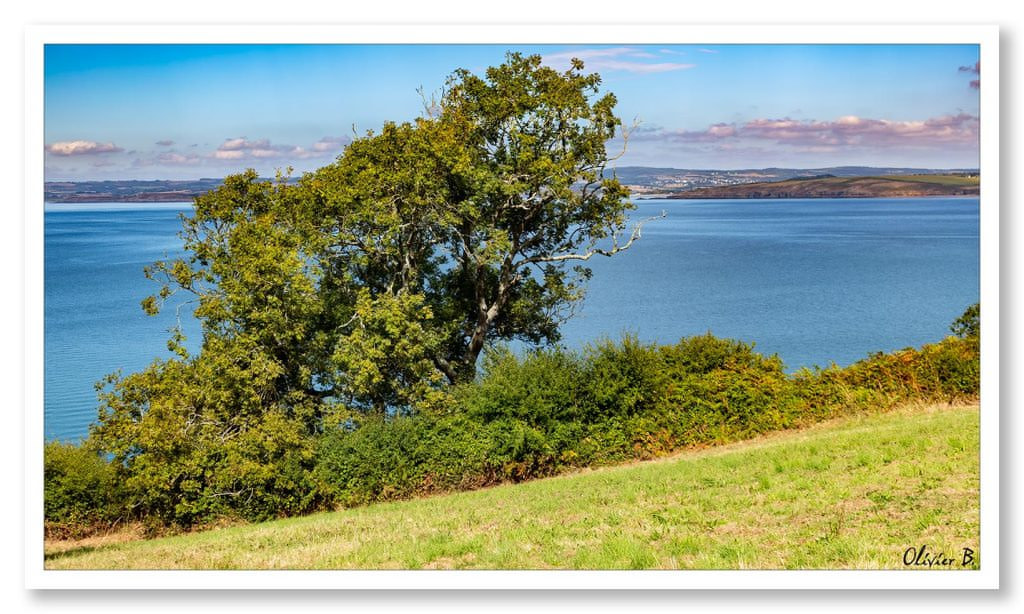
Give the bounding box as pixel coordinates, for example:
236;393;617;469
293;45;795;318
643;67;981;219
43;197;980;442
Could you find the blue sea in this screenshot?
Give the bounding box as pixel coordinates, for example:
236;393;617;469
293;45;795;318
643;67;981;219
43;197;980;441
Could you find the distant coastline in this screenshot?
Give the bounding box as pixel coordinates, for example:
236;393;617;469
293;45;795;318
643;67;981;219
44;178;226;204
44;167;979;203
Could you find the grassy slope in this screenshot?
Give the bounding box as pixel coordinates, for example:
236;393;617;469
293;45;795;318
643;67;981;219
45;403;979;570
881;174;980;186
672;174;979;198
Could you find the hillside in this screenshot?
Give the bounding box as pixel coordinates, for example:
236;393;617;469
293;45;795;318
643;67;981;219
45;403;979;570
668;174;979;199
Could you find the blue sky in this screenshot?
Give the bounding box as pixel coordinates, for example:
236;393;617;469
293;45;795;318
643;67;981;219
43;43;980;180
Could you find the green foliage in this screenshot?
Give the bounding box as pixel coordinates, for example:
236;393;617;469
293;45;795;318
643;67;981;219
951;302;980;339
837;337;980;404
660;333;769;375
664;348;795;444
460;345;584;426
314;413;492;507
330;290;448;413
44;442;123;537
90;353;322;527
581;335;667;419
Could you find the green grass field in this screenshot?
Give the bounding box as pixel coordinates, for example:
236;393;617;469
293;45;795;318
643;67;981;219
875;174;980;186
45;403;979;570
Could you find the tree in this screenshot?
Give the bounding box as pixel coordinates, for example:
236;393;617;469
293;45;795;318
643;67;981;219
91;53;653;523
302;52;657;390
950;302;979;339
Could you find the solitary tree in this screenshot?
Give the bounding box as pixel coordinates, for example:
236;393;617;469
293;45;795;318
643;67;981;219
92;53;655;523
303;53;657;388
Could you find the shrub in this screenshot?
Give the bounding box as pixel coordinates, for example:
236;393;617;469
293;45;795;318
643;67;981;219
834;336;979;404
44;441;123;537
657;335;790;441
660;333;768;376
458;345;584;426
579;335;667;420
663;345;796;445
91;356;324;528
314;412;493;507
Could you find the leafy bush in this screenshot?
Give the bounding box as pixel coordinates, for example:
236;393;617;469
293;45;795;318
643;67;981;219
660;336;796;445
660;333;769;376
90;356;324;528
313;333;807;504
44;441;123;537
458;345;584;426
314;413;493;507
579;335;667;420
837;337;979;404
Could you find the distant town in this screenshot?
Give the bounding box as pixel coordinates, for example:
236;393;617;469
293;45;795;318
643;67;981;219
44;166;979;203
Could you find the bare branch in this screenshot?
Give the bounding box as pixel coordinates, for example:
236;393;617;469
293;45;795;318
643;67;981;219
525;210;665;264
606;116;639;165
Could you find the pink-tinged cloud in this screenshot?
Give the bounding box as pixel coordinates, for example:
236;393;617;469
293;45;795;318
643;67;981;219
214;137;292;160
212;136;352;162
640;113;979;149
45;140;124;156
158;152;201;165
213;149;247;160
311;136;351;153
742;114;979;147
218;137;271;152
543;47;695;73
706;123;737;138
642;122;737;143
133;152;203;167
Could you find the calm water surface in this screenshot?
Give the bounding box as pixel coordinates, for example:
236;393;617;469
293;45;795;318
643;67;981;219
44;197;979;441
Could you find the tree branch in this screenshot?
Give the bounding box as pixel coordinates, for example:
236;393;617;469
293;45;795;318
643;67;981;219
524;210;665;264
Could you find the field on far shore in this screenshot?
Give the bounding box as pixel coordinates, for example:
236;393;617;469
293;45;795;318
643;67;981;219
671;174;979;199
878;174;980;186
45;402;980;571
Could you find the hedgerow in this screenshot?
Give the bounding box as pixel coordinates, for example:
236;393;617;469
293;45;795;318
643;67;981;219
46;304;980;534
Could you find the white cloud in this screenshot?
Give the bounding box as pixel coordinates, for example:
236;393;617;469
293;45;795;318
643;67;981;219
213;149;247;160
45;140;124;156
218;137;271;152
543;47;695;74
311;136;350;153
133;151;203;167
211;136;352;163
